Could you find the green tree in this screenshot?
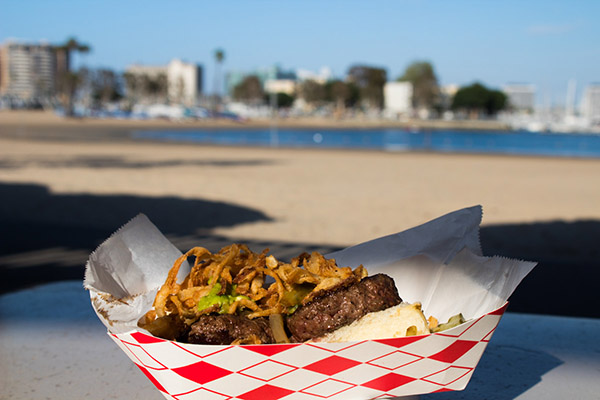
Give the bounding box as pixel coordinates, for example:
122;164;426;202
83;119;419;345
397;61;439;110
123;72;140;96
299;80;326;104
90;68;122;107
264;92;295;108
325;80;353;110
54;37;91;116
347;65;387;109
146;73;168;100
451;82;508;116
232;75;264;103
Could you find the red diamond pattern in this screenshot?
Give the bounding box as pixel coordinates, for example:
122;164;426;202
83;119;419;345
428;340;478;363
239;359;297;381
304;355;361;375
367;350;422;370
244;343;298;357
374;335;426;348
238;384;295;400
172;361;233;384
362;372;416;391
131;331;165;344
108;302;509;399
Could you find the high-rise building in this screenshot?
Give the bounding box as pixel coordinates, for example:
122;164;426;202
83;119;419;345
0;41;57;100
125;59;203;105
580;84;600;122
503;84;536;112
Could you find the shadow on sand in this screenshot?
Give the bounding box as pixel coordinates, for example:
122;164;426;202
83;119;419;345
0;154;277;170
0;182;344;295
0;182;597;318
0;182;274;294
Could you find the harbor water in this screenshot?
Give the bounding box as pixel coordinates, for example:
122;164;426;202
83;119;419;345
133;128;600;158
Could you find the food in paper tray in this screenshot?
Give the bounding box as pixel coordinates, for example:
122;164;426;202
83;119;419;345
138;243;465;344
86;208;538;399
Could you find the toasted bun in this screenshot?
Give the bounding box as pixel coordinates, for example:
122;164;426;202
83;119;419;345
314;302;429;343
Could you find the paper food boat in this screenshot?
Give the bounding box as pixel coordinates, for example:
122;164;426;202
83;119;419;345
85;206;536;400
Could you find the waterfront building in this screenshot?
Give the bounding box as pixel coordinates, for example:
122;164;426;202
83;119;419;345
0;41;57;101
125;59;202;105
384;81;413;116
580;84;600;122
503;83;536;112
166;59;202;105
263;79;296;95
225;64;297;96
124;64;169;104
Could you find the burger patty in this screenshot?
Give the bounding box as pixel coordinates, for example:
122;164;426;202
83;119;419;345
286;273;402;342
187;314;274;345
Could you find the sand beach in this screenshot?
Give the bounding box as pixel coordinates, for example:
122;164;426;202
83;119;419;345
1;110;599;317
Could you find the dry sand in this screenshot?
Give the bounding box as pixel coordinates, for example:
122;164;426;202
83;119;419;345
1;110;599;317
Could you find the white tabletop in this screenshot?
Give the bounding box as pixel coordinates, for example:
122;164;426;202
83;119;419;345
1;281;598;400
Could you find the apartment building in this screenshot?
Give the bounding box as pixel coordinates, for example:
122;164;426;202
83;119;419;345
580;84;600;122
503;84;536;112
125;59;202;105
0;41;57;100
167;59;202;105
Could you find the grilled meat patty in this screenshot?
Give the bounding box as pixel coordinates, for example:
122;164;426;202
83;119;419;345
188;314;274;345
286;273;402;342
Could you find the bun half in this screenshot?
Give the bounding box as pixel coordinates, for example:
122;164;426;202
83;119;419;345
314;302;429;343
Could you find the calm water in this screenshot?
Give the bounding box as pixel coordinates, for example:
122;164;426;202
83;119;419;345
133;128;600;158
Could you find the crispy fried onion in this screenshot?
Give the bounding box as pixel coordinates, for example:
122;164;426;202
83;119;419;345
142;244;367;330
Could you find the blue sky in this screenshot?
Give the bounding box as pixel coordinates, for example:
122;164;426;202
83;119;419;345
2;0;599;105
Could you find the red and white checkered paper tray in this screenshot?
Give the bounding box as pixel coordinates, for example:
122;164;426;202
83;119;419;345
85;206;536;400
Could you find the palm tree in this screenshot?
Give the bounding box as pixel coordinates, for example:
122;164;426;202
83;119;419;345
212;48;225;115
55;37;91;116
60;37;91;62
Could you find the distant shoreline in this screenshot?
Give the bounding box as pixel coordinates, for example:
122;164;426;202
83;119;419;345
0;110;510;141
